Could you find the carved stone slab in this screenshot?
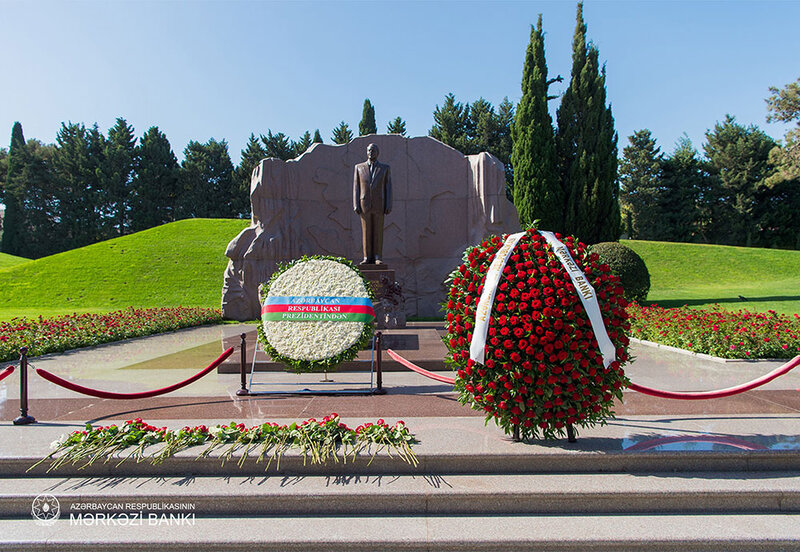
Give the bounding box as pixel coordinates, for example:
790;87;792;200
222;135;520;321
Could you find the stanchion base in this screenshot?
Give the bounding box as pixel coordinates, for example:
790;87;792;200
372;388;387;395
13;415;36;425
235;389;250;397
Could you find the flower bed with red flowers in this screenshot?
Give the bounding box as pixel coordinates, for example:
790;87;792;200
0;307;222;362
627;303;800;359
444;229;631;441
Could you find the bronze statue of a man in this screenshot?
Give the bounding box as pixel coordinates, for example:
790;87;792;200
353;143;392;265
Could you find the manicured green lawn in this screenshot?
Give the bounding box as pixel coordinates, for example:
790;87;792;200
0;218;249;321
0;252;30;270
625;240;800;315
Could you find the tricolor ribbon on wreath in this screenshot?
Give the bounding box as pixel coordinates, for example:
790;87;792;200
469;230;617;368
262;296;376;323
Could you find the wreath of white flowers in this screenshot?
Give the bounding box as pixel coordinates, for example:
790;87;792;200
258;256;375;373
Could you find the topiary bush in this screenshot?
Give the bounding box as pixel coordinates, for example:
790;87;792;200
590;242;650;304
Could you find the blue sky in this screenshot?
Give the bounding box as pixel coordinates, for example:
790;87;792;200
1;0;798;164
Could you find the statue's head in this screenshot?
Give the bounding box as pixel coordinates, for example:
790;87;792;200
367;143;379;162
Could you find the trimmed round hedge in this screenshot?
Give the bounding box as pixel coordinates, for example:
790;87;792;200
590;242;650;304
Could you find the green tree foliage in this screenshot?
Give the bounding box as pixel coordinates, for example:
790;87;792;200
359;99;377;136
703;115;776;246
331;121;353;144
312;129;323;144
178;138;237;219
131;126;180;232
618;129;663;239
387;117;407;136
429;93;471;152
52;122;106;250
555;2;619;244
235;134;267;219
261;130;295;160
429;94;515;194
511;15;560;229
765;78;800;183
1;122;27;255
659;137;713;243
295;130;313;155
17;139;59;258
99;118;136;237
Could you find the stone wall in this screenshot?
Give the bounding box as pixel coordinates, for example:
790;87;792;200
221;134;520;320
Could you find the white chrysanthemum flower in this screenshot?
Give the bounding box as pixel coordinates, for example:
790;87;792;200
262;259;372;362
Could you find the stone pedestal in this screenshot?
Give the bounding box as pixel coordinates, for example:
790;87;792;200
359;263;406;329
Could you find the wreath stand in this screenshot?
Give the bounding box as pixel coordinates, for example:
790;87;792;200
238;332;386;396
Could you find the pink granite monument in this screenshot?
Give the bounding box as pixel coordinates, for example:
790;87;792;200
221;134;520;321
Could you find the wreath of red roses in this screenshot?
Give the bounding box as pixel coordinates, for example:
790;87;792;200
444;228;631;440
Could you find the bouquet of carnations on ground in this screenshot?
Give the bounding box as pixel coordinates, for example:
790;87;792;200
443;227;631;441
30;415;417;472
258;256;375;373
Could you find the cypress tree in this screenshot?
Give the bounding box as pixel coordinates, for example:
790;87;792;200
556;2;619;243
331;121;353;144
1;122;27;255
359;99;377;135
312;129;323;144
511;15;560;230
387;117;407;136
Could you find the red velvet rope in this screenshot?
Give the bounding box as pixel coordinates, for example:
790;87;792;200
0;366;15;383
387;349;800;400
386;349;456;384
626;355;800;400
35;347;234;400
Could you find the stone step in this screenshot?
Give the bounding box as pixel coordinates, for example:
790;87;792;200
1;472;799;518
3;513;800;551
7;447;800;478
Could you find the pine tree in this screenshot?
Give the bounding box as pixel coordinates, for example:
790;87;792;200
261;131;295;160
359;99;377;135
100;118;136;237
20;139;59;258
295;130;313;155
235;134;267;219
312;129;323;144
660;137;711;243
618;129;663;239
131;126;180;231
1;122;27;255
703;115;776;246
387;117;407;136
429;93;471;152
331;121;353;144
178;138;237;219
511;15;560;230
555;2;619;243
52;122;105;249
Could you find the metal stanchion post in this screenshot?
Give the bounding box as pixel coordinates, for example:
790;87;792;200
374;331;386;394
512;425;521;442
236;333;249;396
13;347;36;425
567;424;577;443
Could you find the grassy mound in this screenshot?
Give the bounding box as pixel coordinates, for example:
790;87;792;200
625;240;800;315
0;252;30;270
0;219;248;321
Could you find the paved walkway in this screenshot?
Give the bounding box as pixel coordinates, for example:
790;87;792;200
1;322;798;427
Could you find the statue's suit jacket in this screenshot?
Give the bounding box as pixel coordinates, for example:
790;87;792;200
353;161;392;215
